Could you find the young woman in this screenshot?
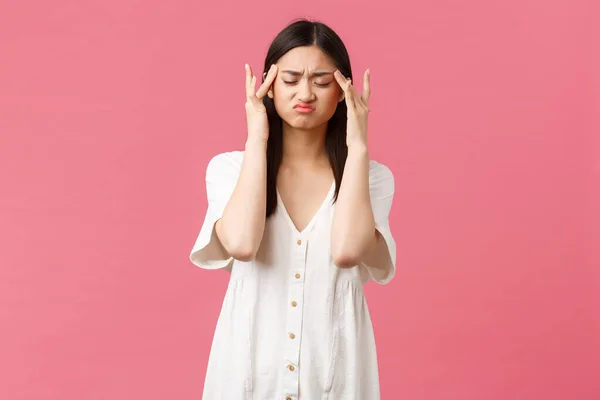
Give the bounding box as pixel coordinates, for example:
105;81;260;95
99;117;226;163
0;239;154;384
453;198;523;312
189;19;396;400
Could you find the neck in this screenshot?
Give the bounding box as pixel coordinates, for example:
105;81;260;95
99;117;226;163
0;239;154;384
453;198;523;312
281;121;329;168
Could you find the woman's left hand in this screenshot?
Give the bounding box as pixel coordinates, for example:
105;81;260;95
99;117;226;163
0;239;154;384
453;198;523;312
334;69;371;149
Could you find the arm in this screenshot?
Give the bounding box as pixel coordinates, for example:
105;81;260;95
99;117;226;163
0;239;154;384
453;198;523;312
331;69;379;268
215;139;267;261
214;63;279;261
330;145;395;275
330;144;379;268
330;69;395;274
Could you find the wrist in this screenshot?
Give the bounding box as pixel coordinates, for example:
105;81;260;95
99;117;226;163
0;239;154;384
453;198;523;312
347;141;369;157
245;137;268;151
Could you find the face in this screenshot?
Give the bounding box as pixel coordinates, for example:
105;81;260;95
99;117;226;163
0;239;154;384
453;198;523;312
265;45;345;130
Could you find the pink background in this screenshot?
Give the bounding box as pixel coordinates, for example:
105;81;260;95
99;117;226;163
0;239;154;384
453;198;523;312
1;1;598;399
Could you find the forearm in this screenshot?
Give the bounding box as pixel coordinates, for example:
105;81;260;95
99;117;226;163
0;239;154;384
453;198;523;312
330;144;377;268
216;138;267;260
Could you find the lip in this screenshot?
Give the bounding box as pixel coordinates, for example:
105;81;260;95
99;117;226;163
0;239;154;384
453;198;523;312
293;103;315;113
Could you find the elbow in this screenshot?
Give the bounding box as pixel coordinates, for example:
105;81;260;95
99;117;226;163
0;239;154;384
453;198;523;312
331;220;377;269
225;241;258;262
331;238;361;268
332;251;361;269
227;245;257;262
332;234;377;269
216;220;261;262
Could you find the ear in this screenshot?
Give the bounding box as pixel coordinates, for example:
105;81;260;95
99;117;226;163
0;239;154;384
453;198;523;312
338;91;345;103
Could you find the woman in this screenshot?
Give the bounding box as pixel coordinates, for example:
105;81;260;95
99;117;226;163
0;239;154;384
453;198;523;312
190;18;396;400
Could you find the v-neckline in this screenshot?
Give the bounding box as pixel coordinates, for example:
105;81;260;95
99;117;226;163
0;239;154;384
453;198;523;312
276;181;335;236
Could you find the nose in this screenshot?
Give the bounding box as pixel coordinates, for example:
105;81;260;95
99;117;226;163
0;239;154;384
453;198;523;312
297;79;315;102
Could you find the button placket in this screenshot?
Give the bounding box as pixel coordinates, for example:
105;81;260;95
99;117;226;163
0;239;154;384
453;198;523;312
283;237;307;398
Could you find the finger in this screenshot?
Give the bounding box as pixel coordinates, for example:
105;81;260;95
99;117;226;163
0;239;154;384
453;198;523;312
334;70;357;109
248;76;265;109
245;64;255;98
362;69;371;107
256;64;278;99
333;70;349;93
345;78;357;109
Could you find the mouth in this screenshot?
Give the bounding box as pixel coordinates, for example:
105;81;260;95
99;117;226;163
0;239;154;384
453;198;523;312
293;104;315;113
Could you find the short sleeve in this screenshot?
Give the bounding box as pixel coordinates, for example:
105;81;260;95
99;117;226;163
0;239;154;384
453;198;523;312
189;151;243;270
359;161;397;285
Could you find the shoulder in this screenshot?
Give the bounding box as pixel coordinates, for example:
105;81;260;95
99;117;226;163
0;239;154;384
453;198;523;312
368;159;394;191
207;150;244;170
206;150;245;179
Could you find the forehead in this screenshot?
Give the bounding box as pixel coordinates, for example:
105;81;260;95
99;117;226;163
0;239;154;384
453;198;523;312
277;45;336;71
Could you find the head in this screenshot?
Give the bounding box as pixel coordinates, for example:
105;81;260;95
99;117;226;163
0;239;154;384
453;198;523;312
264;44;346;131
261;19;353;218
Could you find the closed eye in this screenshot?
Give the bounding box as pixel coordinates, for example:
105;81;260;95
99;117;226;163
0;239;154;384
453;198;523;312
283;81;332;87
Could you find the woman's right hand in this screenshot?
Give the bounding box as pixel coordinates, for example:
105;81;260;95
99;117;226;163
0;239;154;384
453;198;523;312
245;63;278;142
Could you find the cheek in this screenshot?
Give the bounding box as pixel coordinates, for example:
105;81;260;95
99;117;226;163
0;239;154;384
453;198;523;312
272;84;290;106
326;91;340;105
272;92;286;113
272;81;291;96
321;90;341;111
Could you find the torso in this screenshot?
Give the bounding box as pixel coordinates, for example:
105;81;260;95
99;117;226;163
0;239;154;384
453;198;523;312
197;150;393;399
276;163;334;233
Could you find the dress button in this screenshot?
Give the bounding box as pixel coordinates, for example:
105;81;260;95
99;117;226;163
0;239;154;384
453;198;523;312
289;333;295;339
295;273;301;279
288;365;295;371
297;239;302;245
291;301;297;307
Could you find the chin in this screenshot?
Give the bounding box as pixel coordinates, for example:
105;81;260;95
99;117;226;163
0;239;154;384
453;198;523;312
281;115;326;130
290;119;315;129
294;121;325;131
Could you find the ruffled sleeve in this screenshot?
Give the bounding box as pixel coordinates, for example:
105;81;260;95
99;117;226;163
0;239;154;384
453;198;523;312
359;161;397;284
189;151;243;271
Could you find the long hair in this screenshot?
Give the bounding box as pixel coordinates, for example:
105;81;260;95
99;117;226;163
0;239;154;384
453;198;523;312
261;19;353;218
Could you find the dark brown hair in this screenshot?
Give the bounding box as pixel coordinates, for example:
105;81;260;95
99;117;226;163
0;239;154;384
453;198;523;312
262;18;353;218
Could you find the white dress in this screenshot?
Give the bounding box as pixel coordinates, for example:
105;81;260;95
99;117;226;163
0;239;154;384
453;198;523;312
189;150;396;400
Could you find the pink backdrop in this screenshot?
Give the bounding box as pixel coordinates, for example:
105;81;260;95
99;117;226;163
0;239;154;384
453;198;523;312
1;1;598;399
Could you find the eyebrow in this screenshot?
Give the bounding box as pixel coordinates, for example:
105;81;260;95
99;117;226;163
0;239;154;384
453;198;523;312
281;70;334;77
